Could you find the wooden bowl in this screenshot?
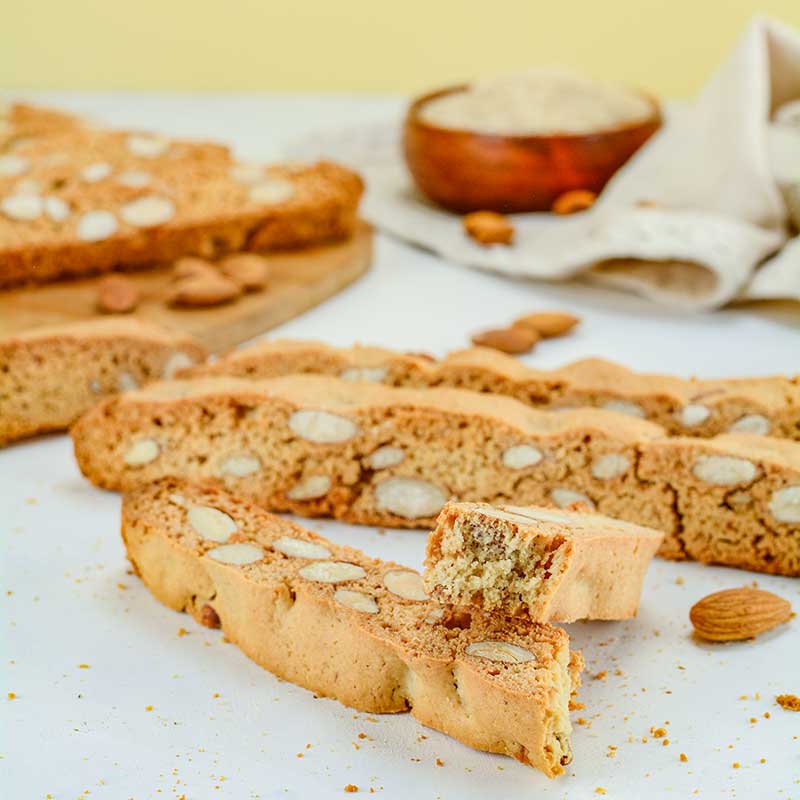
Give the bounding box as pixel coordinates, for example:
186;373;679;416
403;84;662;214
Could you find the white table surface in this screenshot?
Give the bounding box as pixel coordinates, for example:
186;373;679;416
2;93;799;800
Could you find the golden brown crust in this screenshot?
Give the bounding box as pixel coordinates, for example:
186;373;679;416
180;340;800;442
0;104;363;287
122;479;581;776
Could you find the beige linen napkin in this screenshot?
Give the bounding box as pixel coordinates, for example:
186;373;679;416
288;15;799;310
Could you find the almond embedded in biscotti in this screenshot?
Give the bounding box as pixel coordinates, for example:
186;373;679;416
96;275;140;314
168;273;242;308
187;505;238;542
689;587;792;642
375;477;446;520
206;543;264;565
466;640;534;663
272;536;332;560
513;311;580;338
219;253;270;291
471;326;539;355
200;604;221;628
334;588;379;614
289;409;359;444
298;560;366;583
383;570;428;601
463;211;515;246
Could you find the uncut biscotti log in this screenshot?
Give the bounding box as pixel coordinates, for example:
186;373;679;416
639;433;800;575
0;318;206;446
424;502;663;622
71;374;675;534
123;479;583;777
0;103;363;287
180;339;800;441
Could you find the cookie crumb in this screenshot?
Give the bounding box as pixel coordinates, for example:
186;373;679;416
344;785;359;793
595;789;607;795
651;727;667;738
733;762;740;769
145;705;154;711
675;576;685;585
776;694;800;711
593;671;607;681
436;758;444;767
177;628;188;637
679;753;688;762
78;664;90;669
7;692;16;700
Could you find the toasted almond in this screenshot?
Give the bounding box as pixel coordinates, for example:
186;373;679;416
513;311;580;338
552;189;597;215
168;274;242;308
689;587;792;642
96;275;140;314
471;326;538;355
463;211;514;246
219;253;270;291
172;257;217;281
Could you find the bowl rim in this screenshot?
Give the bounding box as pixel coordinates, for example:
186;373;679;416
406;82;662;143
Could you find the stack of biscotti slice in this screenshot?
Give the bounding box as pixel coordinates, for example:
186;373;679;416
122;479;583;777
0;102;363;287
180;339;800;441
0;318;206;446
424;502;664;622
71;375;800;575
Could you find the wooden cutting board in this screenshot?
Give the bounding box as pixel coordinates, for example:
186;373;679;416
0;222;372;353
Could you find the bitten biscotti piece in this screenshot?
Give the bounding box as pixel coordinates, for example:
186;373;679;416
0;318;206;445
424;502;663;622
639;434;800;575
123;480;582;776
0;102;363;287
181;340;800;441
72;374;675;533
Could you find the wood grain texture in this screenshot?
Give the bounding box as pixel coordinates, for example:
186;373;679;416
0;222;372;353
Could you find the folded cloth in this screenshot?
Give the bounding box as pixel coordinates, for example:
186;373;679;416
287;16;800;311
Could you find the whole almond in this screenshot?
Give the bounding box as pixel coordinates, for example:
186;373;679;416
463;211;515;246
514;311;580;338
471;326;539;355
172;256;217;282
168;274;242;307
200;604;221;628
96;275;139;314
689;587;792;642
219;253;270;291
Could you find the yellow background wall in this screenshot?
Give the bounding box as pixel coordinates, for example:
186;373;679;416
3;1;798;96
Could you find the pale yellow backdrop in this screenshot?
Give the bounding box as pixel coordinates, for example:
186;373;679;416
3;0;798;96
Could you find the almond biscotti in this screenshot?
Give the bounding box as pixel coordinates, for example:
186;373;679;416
639;433;800;575
0;103;363;287
71;374;675;534
123;479;583;776
180;339;800;441
424;502;663;622
0;318;206;445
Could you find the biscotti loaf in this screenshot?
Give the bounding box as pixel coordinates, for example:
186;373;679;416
180;339;800;441
0;318;206;445
123;479;583;776
0;103;363;287
71;374;675;534
72;375;800;575
424;502;663;621
639;433;800;575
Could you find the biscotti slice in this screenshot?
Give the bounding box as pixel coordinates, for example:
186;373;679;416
0;318;206;445
0;103;363;287
123;479;583;776
424;502;663;622
639;433;800;575
72;374;674;532
179;340;799;441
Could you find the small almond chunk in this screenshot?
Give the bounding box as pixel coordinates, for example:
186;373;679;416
375;477;446;520
552;189;597;215
463;211;514;246
678;404;711;428
384;570;428;601
289;409;359;444
219;454;261;478
219;253;270;291
206;543;264;565
77;210;118;242
366;446;405;470
501;444;543;470
466;641;534;663
513;311;579;338
298;561;366;583
550;488;595;510
334;589;379;614
693;455;757;486
689;587;792;642
120;195;175;227
96;275;139;314
187;505;238;542
471;326;539;355
729;414;771;435
769;486;800;524
272;536;332;560
591;453;630;480
168;274;242;307
2;193;44;221
123;438;160;466
287;474;332;501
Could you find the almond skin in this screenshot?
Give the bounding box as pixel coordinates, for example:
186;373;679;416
471;326;539;355
96;275;139;314
514;311;580;338
689;587;792;642
463;211;514;246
